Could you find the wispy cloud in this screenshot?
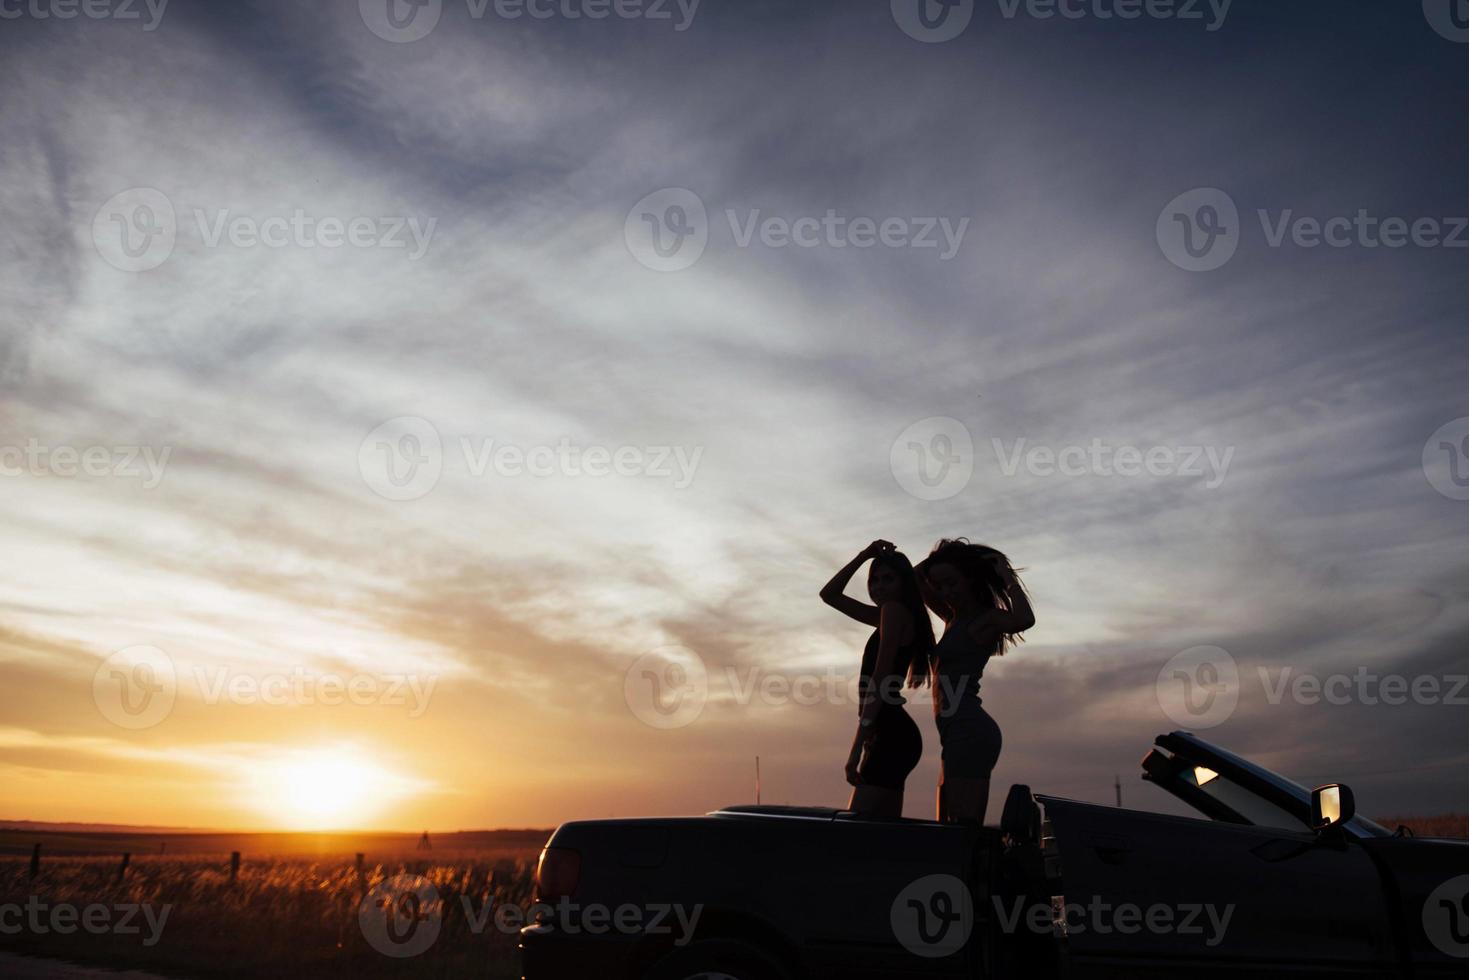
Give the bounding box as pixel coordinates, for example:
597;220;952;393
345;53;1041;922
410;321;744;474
1;0;1466;827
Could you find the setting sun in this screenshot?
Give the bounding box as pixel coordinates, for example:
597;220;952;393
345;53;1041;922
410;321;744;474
244;748;420;830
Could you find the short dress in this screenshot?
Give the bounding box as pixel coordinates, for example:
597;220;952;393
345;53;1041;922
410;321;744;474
932;610;1003;779
856;630;924;790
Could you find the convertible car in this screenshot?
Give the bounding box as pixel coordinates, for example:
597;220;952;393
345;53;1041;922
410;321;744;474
520;731;1469;979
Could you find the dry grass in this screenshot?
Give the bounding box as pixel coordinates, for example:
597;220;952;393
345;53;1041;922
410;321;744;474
1374;813;1469;838
0;848;541;979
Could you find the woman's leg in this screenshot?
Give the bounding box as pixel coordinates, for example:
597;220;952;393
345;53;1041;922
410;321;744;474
940;776;990;824
938;708;1000;823
849;784;904;818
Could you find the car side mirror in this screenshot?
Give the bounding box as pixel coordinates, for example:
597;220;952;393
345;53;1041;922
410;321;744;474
1310;784;1355;833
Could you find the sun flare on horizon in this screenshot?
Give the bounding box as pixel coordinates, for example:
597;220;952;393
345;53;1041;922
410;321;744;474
242;747;425;831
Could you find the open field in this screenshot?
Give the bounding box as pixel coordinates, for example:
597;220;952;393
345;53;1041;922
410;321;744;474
1375;813;1469;838
2;817;1464;979
0;830;551;979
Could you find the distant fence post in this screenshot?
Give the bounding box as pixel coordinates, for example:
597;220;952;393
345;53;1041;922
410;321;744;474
229;851;241;884
28;843;40;879
118;852;131;882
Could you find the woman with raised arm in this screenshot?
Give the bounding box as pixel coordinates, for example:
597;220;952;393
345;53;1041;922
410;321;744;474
820;539;935;818
915;539;1034;825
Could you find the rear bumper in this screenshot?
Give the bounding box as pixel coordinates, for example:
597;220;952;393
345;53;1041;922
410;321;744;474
519;922;645;980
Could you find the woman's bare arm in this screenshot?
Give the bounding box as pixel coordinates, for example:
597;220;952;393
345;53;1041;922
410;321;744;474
819;541;890;627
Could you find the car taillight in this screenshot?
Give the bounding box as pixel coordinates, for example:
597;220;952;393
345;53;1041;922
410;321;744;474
535;846;581;901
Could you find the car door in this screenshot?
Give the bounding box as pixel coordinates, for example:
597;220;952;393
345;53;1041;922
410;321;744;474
1038;795;1397;978
802;815;988;980
1356;836;1469;979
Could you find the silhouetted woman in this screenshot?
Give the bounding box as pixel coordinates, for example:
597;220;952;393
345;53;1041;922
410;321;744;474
915;539;1034;824
820;539;935;818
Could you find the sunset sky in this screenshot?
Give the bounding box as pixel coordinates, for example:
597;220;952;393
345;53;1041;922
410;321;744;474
2;1;1468;830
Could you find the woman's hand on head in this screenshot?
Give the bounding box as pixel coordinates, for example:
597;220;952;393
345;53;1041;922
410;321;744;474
861;539;895;560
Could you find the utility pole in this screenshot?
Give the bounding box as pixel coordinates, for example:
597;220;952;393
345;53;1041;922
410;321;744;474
755;756;761;805
1114;774;1123;808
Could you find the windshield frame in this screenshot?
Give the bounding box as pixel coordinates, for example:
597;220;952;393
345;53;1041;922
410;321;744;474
1152;732;1391;839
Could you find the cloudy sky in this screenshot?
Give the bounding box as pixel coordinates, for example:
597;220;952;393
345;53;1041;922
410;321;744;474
1;0;1467;830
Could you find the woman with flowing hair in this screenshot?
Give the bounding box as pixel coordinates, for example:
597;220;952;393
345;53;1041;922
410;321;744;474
819;540;935;818
915;539;1034;824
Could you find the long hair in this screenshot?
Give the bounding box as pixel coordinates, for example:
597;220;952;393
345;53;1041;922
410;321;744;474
870;549;937;688
916;538;1030;655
